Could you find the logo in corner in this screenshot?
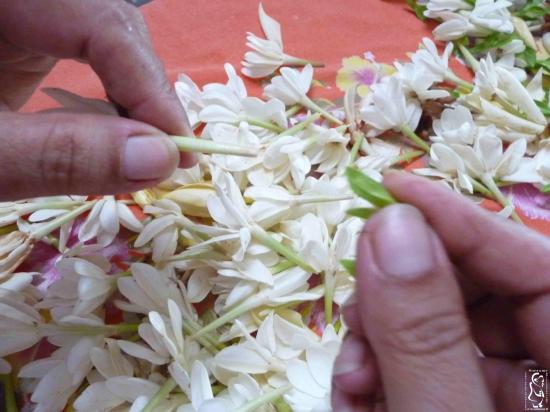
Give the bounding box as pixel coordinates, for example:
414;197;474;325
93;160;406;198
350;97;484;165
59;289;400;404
526;369;549;411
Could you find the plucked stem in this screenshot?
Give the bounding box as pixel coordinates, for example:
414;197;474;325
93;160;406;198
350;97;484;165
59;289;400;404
192;298;260;339
481;174;523;224
141;377;178;412
349;131;365;163
271;260;294;274
283;55;325;68
399;125;431;152
302;97;343;125
457;44;480;71
250;225;314;272
494;95;528;119
279;113;321;137
39;322;139;337
182;321;221;353
234;384;293;412
323;271;335;325
245;118;285;133
171;136;259;157
445;72;474;93
1;372;17;412
391;150;424;165
285;104;303;117
31;201;96;240
470;178;496;199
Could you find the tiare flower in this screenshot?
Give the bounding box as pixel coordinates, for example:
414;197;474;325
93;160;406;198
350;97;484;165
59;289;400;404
241;4;323;78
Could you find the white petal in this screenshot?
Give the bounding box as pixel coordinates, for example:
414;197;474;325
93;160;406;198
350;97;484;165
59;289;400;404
258;3;282;48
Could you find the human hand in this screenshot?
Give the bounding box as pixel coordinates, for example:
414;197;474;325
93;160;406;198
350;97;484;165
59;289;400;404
332;172;550;412
0;0;195;201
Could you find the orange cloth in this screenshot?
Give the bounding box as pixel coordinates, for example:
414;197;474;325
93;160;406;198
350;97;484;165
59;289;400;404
21;0;550;235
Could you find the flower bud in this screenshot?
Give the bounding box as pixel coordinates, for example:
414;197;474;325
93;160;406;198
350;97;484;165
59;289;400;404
0;231;33;279
163;183;215;218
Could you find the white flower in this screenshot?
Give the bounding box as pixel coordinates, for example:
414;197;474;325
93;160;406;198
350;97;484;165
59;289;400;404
505;139;550;185
427;11;480;41
452;132;527;181
79;196;143;246
0;231;32;279
0;294;42;357
469;0;514;33
474;55;500;100
264;65;313;106
262;135;311;190
175;73;204;129
410;38;453;82
134;200;189;263
210;123;263;173
422;0;473;12
360;76;422;136
116;263;193;316
242;4;317;78
36;257;117;317
284;325;341;412
303;125;351;175
432;105;477;145
395;61;450;101
356;137;403;181
414;143;474;193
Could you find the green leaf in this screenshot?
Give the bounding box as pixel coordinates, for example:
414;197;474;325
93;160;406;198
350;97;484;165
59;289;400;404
346;167;397;208
406;0;427;20
536;58;550;73
536;100;550;116
469;32;515;54
542;184;550;193
346;207;378;219
517;47;537;68
340;259;356;276
515;0;550;20
463;0;475;5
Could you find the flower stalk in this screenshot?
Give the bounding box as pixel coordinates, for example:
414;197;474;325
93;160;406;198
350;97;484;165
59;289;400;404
31;201;97;240
399;124;431;152
234;384;292;412
480;174;523;224
245;118;285;133
302;98;343;125
279;113;321;137
0;372;17;412
141;377;178;412
171;136;259;157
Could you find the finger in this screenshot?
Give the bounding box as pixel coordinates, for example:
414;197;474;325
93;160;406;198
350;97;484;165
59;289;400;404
469;297;526;359
333;333;380;396
0;0;195;165
0;112;179;200
481;357;536;412
356;204;494;412
383;172;550;296
331;386;376;412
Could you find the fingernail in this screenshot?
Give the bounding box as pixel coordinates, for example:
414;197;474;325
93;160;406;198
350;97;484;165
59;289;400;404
371;205;434;279
123;136;179;181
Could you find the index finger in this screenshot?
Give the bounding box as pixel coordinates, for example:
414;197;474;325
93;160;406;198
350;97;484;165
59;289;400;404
0;0;194;141
383;172;550;296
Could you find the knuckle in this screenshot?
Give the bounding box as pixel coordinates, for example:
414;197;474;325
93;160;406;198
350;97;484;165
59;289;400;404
38;120;81;192
99;1;147;36
381;308;470;357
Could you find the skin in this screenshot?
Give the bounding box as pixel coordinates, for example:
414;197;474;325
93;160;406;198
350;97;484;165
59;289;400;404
332;171;550;412
0;0;196;201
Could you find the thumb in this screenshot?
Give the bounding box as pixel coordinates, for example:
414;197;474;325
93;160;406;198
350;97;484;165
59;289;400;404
0;112;179;200
356;204;494;412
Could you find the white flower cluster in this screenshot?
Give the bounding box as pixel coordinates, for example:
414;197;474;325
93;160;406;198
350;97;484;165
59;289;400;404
0;2;548;412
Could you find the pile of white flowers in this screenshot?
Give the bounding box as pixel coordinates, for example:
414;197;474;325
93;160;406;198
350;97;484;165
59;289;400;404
0;1;548;411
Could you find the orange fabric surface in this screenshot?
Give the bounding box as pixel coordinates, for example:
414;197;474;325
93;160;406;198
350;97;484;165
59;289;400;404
21;0;550;235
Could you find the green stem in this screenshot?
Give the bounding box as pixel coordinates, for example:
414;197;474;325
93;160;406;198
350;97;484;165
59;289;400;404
278;113;321;137
399;125;431;152
1;372;17;412
481;174;523;224
285;104;302;117
39;322;139;337
470;178;495;199
457;44;480;71
302;97;343;125
250;225;314;272
391;150;424;165
271;260;295;274
182;322;221;354
31;201;96;240
171;136;258;157
283;55;325;68
323;271;335;325
349;131;365;163
234;384;293;412
446;73;474;93
245;118;285;133
0;224;18;236
141;377;178;412
494;95;528;119
192;298;260;339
